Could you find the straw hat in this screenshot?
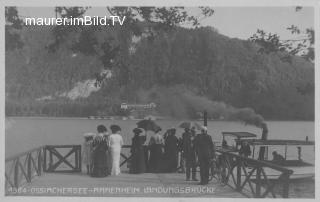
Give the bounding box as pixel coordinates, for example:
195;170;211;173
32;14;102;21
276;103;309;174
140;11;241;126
110;124;121;133
133;128;144;134
201;126;207;131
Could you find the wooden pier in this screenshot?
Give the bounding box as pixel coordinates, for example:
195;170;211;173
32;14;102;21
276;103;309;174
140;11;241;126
5;144;314;198
8;172;244;197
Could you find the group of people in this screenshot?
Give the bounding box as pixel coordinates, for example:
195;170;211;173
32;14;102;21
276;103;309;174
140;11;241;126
181;126;215;185
82;124;216;185
129;125;216;185
82;124;123;177
129;127;180;174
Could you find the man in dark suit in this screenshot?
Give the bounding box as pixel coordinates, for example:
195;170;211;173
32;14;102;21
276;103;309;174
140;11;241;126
182;127;198;181
194;126;215;185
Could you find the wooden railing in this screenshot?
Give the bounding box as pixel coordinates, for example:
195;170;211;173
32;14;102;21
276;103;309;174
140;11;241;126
44;145;81;172
5;145;82;191
5;147;44;191
216;149;293;198
6;144;293;198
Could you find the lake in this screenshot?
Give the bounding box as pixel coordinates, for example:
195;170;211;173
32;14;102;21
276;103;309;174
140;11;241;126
5;117;315;163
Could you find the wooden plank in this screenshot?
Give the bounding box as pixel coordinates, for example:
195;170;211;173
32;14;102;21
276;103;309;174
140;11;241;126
46;145;80;148
78;146;81;171
27;154;32;183
5;173;14;188
14;158;19;188
261;168;276;198
217;150;293;174
236;159;241;190
43;147;47;172
38;149;42;176
30;154;38;175
18;160;29;184
255;167;262;197
281;173;290;198
49;149;53;168
240;166;256;194
75;148;79;170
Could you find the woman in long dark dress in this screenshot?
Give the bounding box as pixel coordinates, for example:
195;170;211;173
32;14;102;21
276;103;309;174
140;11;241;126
129;128;147;174
91;125;109;177
148;128;163;173
163;128;179;172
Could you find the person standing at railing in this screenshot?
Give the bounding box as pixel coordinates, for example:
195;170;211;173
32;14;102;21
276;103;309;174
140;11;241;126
258;122;268;160
108;125;124;176
182;127;198;181
82;133;95;175
239;141;251;158
177;136;185;173
91;125;109;177
104;131;112;175
163;128;179;172
194;126;215;185
129;128;147;174
148;127;163;173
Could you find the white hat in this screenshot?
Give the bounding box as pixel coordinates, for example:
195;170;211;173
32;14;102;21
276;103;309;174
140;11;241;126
201;126;207;131
83;132;96;137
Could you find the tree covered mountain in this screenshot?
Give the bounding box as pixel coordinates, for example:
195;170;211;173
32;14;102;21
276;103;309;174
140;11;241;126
5;25;314;120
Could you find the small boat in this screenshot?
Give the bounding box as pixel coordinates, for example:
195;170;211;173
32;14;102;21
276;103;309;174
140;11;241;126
239;139;315;180
217;132;315;180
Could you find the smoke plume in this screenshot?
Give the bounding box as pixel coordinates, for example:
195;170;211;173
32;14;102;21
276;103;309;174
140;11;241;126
137;85;266;128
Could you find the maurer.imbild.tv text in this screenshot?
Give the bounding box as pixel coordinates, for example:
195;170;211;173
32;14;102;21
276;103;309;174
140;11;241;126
25;16;126;26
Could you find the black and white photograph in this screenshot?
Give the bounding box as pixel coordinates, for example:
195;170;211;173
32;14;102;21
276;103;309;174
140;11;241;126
3;0;318;199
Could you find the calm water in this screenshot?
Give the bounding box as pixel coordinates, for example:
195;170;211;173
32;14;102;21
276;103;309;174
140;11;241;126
5;117;315;162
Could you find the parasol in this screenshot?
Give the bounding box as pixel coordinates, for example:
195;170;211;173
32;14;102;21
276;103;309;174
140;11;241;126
136;119;160;132
179;121;203;130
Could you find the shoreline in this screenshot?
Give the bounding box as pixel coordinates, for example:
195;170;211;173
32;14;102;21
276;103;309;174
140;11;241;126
5;116;315;122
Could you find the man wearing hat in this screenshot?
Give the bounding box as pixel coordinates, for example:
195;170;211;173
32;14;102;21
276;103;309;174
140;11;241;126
182;127;198;181
194;126;215;185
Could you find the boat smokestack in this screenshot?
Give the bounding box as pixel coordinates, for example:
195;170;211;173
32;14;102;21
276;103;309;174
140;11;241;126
261;122;268;140
203;110;208;126
258;122;268;160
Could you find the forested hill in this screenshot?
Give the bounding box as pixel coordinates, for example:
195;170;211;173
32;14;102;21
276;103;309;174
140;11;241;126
5;25;314;120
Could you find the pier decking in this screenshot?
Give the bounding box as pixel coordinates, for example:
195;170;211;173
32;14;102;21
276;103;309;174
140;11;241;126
5;144;314;198
9;172;245;197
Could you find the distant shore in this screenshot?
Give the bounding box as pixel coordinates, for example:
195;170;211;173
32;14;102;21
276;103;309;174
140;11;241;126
5;116;314;122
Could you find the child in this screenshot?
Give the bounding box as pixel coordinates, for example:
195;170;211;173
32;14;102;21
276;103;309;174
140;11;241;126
82;133;95;175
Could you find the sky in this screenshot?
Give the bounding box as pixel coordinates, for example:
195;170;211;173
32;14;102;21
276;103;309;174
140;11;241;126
17;7;314;40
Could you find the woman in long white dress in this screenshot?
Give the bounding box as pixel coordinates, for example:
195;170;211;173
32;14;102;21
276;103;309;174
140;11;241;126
108;125;123;176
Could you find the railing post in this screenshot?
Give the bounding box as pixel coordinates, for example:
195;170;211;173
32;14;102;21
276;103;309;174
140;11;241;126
49;148;53;169
27;154;32;182
78;145;82;172
38;148;42;175
14;158;19;188
255;166;262;198
43;146;47;172
236;158;242;191
282;173;290;198
75;146;79;171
